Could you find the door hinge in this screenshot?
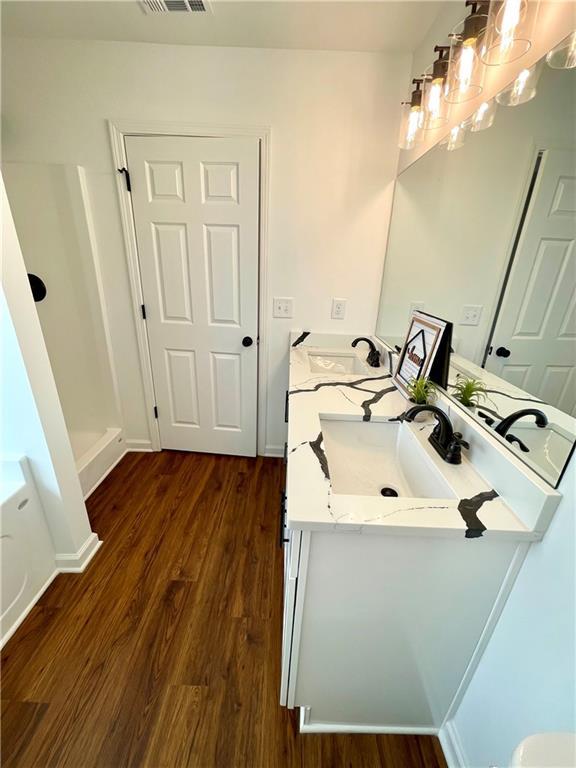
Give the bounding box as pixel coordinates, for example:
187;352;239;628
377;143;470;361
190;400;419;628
117;167;132;192
141;304;147;320
153;406;158;419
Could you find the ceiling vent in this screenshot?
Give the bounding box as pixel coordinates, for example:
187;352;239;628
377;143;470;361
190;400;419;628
141;0;211;13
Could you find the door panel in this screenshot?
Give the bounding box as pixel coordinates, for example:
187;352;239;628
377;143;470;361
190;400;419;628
153;224;193;323
126;135;259;455
486;150;576;415
205;224;241;326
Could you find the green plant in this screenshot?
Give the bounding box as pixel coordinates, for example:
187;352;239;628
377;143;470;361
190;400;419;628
406;376;437;405
452;375;487;408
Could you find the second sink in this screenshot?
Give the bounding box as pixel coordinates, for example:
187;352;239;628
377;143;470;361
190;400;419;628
308;352;374;376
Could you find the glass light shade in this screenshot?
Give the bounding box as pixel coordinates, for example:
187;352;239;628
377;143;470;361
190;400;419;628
496;61;542;106
442;122;468;151
445;11;488;104
470;98;498;131
422;72;450;130
546;31;576;70
398;103;424;150
481;0;539;66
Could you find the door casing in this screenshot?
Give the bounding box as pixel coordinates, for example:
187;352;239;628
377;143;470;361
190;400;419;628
109;120;271;454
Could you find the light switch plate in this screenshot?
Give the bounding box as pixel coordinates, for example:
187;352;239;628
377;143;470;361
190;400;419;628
273;297;293;318
332;298;347;320
460;304;483;326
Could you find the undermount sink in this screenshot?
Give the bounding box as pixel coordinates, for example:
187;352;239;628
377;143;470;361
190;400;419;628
308;352;374;376
321;418;457;499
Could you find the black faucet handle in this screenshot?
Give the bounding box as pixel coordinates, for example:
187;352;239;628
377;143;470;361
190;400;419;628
452;432;470;450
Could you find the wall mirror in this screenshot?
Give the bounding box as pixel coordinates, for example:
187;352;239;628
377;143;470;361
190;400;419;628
376;52;576;488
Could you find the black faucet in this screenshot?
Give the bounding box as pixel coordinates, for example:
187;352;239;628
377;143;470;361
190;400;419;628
351;337;380;368
404;405;469;465
494;408;548;437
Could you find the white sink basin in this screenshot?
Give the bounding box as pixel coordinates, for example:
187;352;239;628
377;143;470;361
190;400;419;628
308;352;374;376
321;418;457;499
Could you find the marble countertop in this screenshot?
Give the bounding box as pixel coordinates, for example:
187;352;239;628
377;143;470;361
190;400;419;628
286;333;534;540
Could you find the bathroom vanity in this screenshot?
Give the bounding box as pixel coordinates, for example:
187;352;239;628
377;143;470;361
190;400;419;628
280;332;560;733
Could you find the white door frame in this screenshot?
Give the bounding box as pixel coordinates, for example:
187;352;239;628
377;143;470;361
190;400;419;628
108;120;271;454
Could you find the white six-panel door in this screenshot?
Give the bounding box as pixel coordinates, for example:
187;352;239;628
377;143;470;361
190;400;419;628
486;149;576;415
125;135;259;455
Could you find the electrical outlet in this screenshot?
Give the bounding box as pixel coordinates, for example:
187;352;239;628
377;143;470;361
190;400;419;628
460;304;483;326
273;297;293;318
332;298;347;320
409;301;425;318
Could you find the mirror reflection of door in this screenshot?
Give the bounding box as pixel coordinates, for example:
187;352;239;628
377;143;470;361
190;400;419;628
485;148;576;416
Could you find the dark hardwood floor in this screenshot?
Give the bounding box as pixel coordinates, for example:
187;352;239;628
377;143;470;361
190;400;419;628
1;451;447;768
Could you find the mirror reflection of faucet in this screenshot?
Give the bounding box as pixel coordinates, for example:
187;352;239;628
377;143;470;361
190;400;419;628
351;337;381;368
494;408;548;437
477;408;548;454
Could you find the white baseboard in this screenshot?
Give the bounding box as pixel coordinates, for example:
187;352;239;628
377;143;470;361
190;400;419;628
264;444;285;458
77;427;124;498
439;719;467;768
0;569;59;650
54;532;102;573
298;710;438;735
125;438;154;451
3;535;102;647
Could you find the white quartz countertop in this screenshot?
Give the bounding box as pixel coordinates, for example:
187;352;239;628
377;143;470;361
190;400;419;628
286;333;534;540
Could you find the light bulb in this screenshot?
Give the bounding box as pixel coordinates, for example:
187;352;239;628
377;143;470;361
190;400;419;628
511;68;530;99
427;79;444;121
471;99;497;132
398;80;425;149
445;7;488;105
446;123;467;151
406;107;423;145
481;0;539;66
496;61;542;106
499;0;523;58
458;40;477;94
422;48;451;130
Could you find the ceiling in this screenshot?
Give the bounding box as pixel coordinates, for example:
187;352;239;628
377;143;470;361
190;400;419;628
1;0;446;53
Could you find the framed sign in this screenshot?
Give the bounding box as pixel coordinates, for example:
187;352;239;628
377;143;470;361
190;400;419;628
394;311;452;397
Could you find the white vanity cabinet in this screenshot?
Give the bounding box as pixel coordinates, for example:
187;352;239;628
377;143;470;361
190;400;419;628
281;332;560;732
282;525;524;731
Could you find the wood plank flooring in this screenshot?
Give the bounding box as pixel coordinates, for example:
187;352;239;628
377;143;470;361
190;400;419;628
1;452;447;768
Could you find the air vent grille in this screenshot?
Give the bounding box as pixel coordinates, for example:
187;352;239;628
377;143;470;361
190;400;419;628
141;0;209;13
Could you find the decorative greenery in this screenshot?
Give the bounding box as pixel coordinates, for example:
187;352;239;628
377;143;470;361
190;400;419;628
406;376;437;405
452;375;488;408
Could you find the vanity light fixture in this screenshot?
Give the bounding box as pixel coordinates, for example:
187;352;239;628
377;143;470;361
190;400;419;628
445;1;489;104
546;31;576;70
496;60;542;106
470;98;498;131
423;46;451;129
398;79;424;150
481;0;540;66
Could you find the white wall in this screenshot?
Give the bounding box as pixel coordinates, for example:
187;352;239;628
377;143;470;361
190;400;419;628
376;64;576;363
1;38;409;453
2;163;120;453
1;175;97;558
447;455;575;768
